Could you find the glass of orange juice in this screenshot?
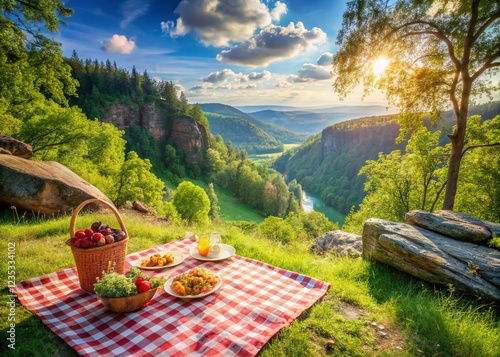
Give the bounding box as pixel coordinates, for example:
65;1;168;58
197;236;210;257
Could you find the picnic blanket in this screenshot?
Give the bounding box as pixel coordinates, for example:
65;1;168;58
13;238;330;356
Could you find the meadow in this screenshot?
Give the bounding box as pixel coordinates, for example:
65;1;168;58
1;210;499;356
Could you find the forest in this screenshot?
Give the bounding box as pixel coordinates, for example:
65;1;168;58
275;102;500;224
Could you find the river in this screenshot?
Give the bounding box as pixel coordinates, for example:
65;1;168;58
302;191;346;226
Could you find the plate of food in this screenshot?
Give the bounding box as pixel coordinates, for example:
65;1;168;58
189;243;235;262
133;251;184;270
164;267;222;299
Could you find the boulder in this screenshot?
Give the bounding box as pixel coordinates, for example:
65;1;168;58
0;155;112;216
362;218;500;301
310;230;362;257
0;135;33;159
133;201;149;214
405;210;492;242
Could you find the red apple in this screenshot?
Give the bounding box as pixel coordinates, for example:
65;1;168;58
80;239;90;248
91;232;104;242
75;230;86;239
84;229;94;238
100;227;112;236
74;238;82;248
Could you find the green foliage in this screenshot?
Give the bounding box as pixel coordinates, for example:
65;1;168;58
173;181;210;224
94;271;138;297
206;182;220;222
114;151;166;210
0;0;77;111
489;236;500;250
160;201;181;224
258;216;296;244
454;115;500;221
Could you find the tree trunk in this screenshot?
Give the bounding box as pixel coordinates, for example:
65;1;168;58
443;80;472;210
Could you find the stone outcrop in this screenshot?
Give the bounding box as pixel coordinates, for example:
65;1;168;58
0;155;111;216
101;103;208;164
0;135;33;159
171;116;208;163
310;230;362;257
405;210;491;242
362;210;500;301
101;103;167;144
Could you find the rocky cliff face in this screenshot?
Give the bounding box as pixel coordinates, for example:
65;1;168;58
101;103;207;164
320;120;401;157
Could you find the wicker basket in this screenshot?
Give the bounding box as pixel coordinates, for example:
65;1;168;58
69;199;128;293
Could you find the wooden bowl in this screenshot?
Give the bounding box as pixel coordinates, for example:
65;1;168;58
98;288;159;313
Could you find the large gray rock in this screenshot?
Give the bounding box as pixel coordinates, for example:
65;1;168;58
0;155;112;216
0;135;33;159
363;218;500;301
405;210;492;243
310;230;362;257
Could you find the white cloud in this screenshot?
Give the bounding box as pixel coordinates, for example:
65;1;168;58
288;63;332;82
201;69;240;83
270;1;287;21
101;34;136;54
216;22;327;67
316;52;333;66
197;68;272;91
162;0;286;47
120;0;150;28
245;70;271;81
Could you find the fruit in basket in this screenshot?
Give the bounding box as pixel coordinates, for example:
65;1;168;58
105;234;115;244
91;221;101;231
91;232;104;242
112;229;126;242
70;222;125;249
75;230;86;239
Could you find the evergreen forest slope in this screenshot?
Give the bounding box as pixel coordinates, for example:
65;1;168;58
199;103;306;153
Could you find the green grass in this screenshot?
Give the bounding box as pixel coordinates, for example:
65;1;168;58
168;177;266;223
2;213;499;357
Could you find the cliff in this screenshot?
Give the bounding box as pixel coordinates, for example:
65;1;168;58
101;102;208;164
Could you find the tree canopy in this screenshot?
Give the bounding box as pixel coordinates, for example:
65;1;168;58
333;0;500;210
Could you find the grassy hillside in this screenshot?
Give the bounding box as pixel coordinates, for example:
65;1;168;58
1;213;499;356
199;103;306;146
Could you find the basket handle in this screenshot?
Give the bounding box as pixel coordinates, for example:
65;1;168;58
69;199;128;237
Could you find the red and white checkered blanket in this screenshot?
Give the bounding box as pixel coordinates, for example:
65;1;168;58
14;238;330;356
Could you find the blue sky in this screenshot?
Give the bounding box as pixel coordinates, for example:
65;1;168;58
56;0;389;107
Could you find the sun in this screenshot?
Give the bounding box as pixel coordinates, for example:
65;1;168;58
372;57;390;77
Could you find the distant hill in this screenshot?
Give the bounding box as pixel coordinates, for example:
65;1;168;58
198;103;306;154
249;105;398;135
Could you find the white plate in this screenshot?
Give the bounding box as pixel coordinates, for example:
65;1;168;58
133;251;185;270
164;274;222;299
189;244;235;261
